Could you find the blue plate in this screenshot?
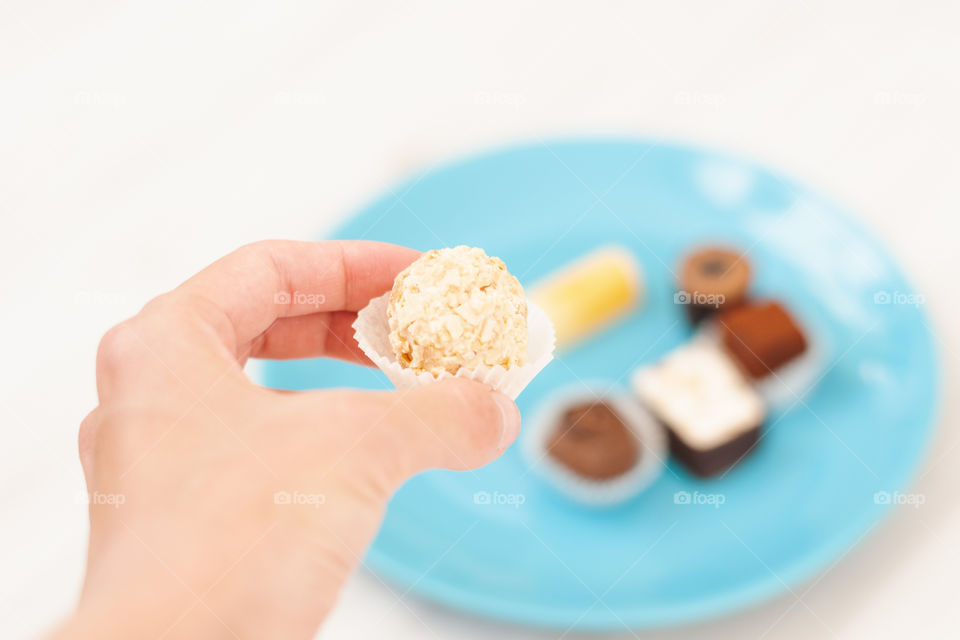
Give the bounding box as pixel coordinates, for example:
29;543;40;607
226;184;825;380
261;139;939;630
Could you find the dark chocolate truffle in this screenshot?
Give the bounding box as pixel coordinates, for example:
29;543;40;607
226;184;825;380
717;301;808;378
546;401;639;480
678;246;751;324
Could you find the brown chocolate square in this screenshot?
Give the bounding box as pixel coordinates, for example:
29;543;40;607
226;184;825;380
718;301;807;379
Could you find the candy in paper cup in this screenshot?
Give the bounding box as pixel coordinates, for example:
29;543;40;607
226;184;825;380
698;306;830;411
522;385;668;506
352;292;555;400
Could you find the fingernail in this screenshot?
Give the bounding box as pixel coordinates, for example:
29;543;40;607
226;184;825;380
492;392;521;451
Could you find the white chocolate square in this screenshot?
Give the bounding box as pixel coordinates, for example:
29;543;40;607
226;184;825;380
632;340;765;451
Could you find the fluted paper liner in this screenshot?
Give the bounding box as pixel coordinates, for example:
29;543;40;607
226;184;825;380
352;292;555;400
699;308;829;411
522;387;668;506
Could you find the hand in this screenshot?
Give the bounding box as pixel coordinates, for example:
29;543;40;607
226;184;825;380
52;240;521;640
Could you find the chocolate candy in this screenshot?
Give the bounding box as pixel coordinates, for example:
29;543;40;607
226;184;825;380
717;301;808;378
633;340;765;478
547;401;639;480
677;246;751;324
664;424;760;478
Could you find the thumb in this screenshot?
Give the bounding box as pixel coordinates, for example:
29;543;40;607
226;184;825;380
331;378;521;478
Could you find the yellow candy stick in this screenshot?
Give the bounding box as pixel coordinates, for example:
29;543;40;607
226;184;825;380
530;247;643;349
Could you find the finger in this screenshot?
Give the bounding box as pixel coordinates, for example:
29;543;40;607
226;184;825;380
172;240;418;354
78;408;100;484
318;379;522;480
249;311;369;364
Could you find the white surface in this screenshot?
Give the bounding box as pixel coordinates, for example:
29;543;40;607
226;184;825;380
1;1;958;638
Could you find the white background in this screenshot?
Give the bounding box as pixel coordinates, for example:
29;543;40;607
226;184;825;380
2;1;958;638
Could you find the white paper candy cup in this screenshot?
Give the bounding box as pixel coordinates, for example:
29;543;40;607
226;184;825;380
754;339;827;410
522;386;668;506
352;292;555;400
699;307;830;411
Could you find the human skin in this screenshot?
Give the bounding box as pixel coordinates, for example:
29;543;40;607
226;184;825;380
49;240;521;639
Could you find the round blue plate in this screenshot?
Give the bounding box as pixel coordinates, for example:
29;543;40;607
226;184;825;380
261;139;939;630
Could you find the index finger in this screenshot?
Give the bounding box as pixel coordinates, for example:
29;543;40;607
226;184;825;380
173;239;418;352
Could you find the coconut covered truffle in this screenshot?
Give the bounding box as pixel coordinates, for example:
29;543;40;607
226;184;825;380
387;246;528;376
